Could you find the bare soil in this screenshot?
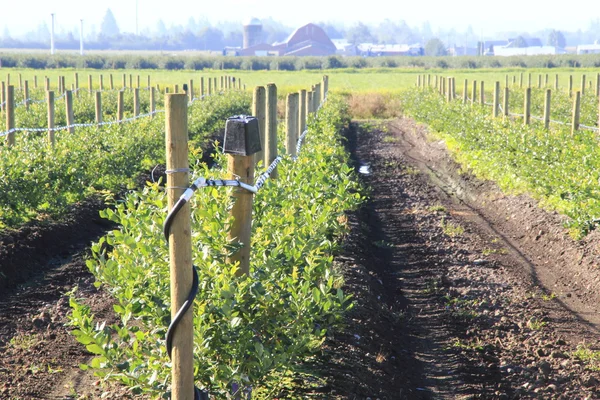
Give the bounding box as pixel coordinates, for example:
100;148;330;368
1;118;600;399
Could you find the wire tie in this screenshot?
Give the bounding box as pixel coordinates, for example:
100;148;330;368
165;168;190;174
166;186;189;190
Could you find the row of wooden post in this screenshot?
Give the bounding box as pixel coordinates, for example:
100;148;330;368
419;75;600;135
165;75;328;400
418;72;600;97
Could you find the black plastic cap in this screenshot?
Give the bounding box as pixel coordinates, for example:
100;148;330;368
223;115;261;156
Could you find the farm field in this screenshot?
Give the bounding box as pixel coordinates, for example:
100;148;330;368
1;66;600;399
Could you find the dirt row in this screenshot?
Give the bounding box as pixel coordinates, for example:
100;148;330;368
1;118;600;399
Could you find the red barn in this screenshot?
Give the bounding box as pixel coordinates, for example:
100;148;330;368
240;23;337;57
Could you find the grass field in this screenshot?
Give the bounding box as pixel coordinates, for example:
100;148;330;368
2;67;599;96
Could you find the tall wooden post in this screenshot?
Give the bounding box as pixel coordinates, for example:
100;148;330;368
545;73;548;87
18;74;22;90
471;80;477;106
47;90;55;146
493;81;500;118
95;91;102;124
200;77;205;97
524;88;531;126
45;77;50;91
137;75;140;89
596;73;600;97
527;73;531;88
299;89;307;136
134;88;140;117
307;90;314;114
0;81;4;112
5;85;15;146
568;75;573;97
110;74;114;90
519;72;523;88
571;90;581;134
480;81;485;105
417;75;422;87
208;78;213;95
188;80;194;102
88;75;93;93
543;89;551;130
252;86;266;166
122;74;127;90
505;74;509;88
165;93;195;400
65;90;75;134
34;75;38;89
581;74;586;97
537;74;542;88
512;76;516;86
463;79;468;104
23;80;29;110
555;74;559;90
147;75;151;89
74;73;79;93
286;93;299;157
213;77;217;93
129;74;133;91
265;83;278;178
100;75;104;91
117;90;124;121
220;76;224;91
322;75;328;101
58;76;63;93
150;87;156;117
434;75;438;89
503;87;509;119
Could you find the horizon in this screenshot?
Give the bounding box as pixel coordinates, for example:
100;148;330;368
2;0;600;41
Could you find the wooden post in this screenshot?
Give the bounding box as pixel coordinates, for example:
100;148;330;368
417;75;422;87
88;75;93;93
505;74;509;88
543;89;551;130
527;73;531;88
147;75;151;89
150;87;156;117
200;77;205;97
74;73;79;93
480;81;485;105
571;90;581;134
555;74;559;90
519;72;523;88
307;90;314;114
133;88;140;117
299;89;307;137
58;76;63;93
95;91;102;124
5;85;15;146
34;75;38;89
581;74;586;97
265;83;278;178
208;78;212;95
286;93;299;157
136;75;140;89
166;87;170;94
45;77;50;91
213;77;217;93
117;90;124;121
47;90;55;146
524;88;531;126
188;80;194;102
537;74;542;88
471;80;477;106
110;74;114;90
0;81;4;112
446;78;451;102
512;76;516;86
493;81;500;118
568;75;573;97
252;86;266;166
165;93;195;400
65;90;75;134
100;74;104;91
122;74;127;90
503;87;509;119
322;75;328;101
220;76;224;91
129;74;133;91
545;73;548;87
463;79;468;104
315;83;322;109
6;73;9;86
23;80;29;110
596;73;600;97
18;74;22;90
434;75;438;88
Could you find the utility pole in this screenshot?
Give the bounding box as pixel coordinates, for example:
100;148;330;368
136;0;139;35
50;13;55;55
79;19;84;56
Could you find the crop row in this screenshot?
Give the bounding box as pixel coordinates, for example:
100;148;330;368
401;88;600;237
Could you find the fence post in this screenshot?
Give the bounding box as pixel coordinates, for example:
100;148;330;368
129;74;133;91
133;88;140;117
252;86;266;166
503;87;509;119
74;73;79;93
493;81;500;118
307;90;314;114
213;77;217;93
299;89;307;136
200;77;205;97
286;93;299;157
188;80;194;102
174;84;179;94
537;74;542;89
117;90;124;121
545;73;549;87
150;87;156;117
512;76;516;86
45;77;50;91
58;76;63;93
164;92;195;400
596;73;600;97
100;74;104;91
47;90;55;146
18;74;22;90
65;90;75;134
220;76;224;91
519;72;523;88
208;78;213;95
34;75;38;89
88;75;93;93
110;74;114;90
95;91;102;124
24;80;29;110
137;75;140;89
434;75;438;89
463;79;468;104
122;74;127;90
147;75;151;89
524;87;531;126
0;81;4;112
480;81;485;105
554;74;559;90
6;73;9;86
581;74;586;97
446;78;451;102
527;73;531;88
568;75;573;97
505;74;509;88
471;80;477;106
417;75;422;87
543;89;551;130
571;90;581;135
322;75;328;101
5;85;14;146
265;83;278;178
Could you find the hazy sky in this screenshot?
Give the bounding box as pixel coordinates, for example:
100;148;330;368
2;0;599;37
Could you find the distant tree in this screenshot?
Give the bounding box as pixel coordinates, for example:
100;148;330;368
425;38;447;56
547;30;566;48
197;27;224;50
346;22;376;44
155;20;167;37
317;22;344;39
512;36;527;47
3;26;11;39
100;9;120;38
420;21;433;42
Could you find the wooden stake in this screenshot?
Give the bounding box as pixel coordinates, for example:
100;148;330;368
110;74;114;90
200;77;205;97
188;80;194;102
537;74;542;89
95;91;102;124
165;93;195;400
527;73;531;88
147;75;151;89
463;79;468;104
286;93;299;157
581;74;586;97
122;74;127;89
307;90;314;114
480;81;485;105
129;74;133;91
571;90;581;134
117;90;124;121
554;74;559;90
45;77;50;91
74;73;79;93
524;88;531;126
252;86;266;166
493;81;500;118
322;75;329;101
503;87;509;119
471;80;477;106
134;88;140;117
24;80;29;110
519;72;523;88
5;85;15;146
568;75;573;97
34;75;38;89
596;73;600;97
417;75;422;87
88;75;93;93
299;89;307;136
65;90;75;134
208;78;212;95
100;75;104;91
18;73;22;90
47;90;55;146
150;87;156;117
136;75;140;89
265;83;278;178
0;81;4;112
542;89;551;130
545;73;548;87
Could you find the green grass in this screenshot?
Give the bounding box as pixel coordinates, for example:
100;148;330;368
440;216;465;237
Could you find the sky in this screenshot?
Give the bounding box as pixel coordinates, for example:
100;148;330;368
2;0;599;38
